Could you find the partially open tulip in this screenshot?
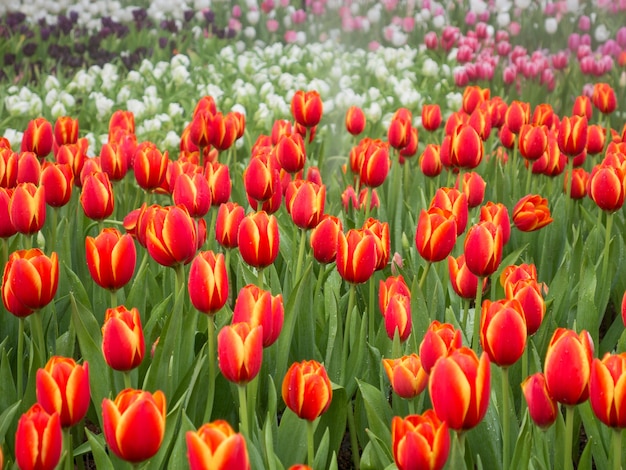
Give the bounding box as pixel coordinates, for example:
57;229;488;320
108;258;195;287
588;164;626;212
3;248;58;312
522;373;558;429
145;204;198;267
282;359;332;421
429;347;491;430
480;299;527;367
15;403;62;470
21;117;53;158
544;328;594;405
186;420;251;470
243;152;280;203
205;162;231;206
237;211;280;269
55;142;86;182
188;251;228;315
512;194;553;232
336;228;377;284
391;410;450;470
102;306;145;371
415;208;457;263
464;221;503;277
419;321;463;374
383;354;428;399
85;228;136;291
9;182;46;234
586;125;606;155
591;83;617;115
102;388;166;463
36;356;90;427
291;90;323;128
217;323;263;385
590;353;626;427
211;112;239;151
479;202;511;244
285;180;325;229
215;202;245;249
310;215;342;264
345;105;366;135
232;284;284;347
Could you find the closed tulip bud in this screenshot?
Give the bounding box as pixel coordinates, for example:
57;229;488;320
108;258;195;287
285;180;325;229
480;299;527;367
544;328;594;405
102;306;145;371
86;228;136;291
399;127;419;159
186;420;251;470
0;188;16;238
415;208;457;263
215;202;245;249
336;228;377;284
276;133;306;174
464;221;503;277
379;275;411;315
54;116;79;147
384;294;412;342
189;110;214;149
188;251;228;315
9;182;46;234
133;143;169;191
237;211;280;269
392;410;450;470
462;85;490;114
109;110;136;136
505;279;545;336
383;354;428;399
363;217;390;271
499;124;516;149
3;248;58;312
479;201;511;245
173;172;212;218
232;284;284;347
419;320;463;374
504;100;530;134
309;215;342;264
419;144;442;177
586;125;606;155
590;353;626;428
457;171;486;209
0;148;18;188
512;194;553;232
588;164;626;211
205;161;231;206
244;152;280;202
430;187;468;235
79;157;103;187
572;95;592;120
429;347;491;430
218;322;263;384
21;117;53;158
388;117;412;150
449;125;484;169
80;171;115;221
358;188;380;211
55;142;86;182
146;205;198;267
291;90;323;128
359;139;390;188
100;142;129;181
591;83;617;115
468;106;492;141
16;151;41;185
519;124;548;161
521;373;558;428
558;115;588;157
448;254;486;300
15;403;62;470
345;105;366;135
40;162;74;207
193;96;217;117
102;389;166;463
271;120;293;146
36;356;90;427
282;359;332;421
211;112;238;151
422;104;442;131
532;103;556;128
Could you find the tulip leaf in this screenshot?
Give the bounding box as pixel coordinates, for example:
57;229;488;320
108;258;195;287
84;428;114;470
466;404;502;470
577;437;593;470
323;274;341;384
576;252;599;344
317;384;347;468
365;428;394;468
313;427;331;470
0;400;20;444
360;441;387;470
164;412;195;470
125;250;151;314
276;408;307;467
63;261;92;310
345;306;368;397
577;401;609;469
510;409;532;470
262;411;281;470
0;343;17;411
356;380;393;456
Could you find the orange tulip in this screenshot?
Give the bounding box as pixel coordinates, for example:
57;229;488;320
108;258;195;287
591;83;617;115
448;254;486;300
3;248;58;313
457;171;486;209
590;352;626;427
512;194;553;232
232;284;284;348
237;211;280;269
363;217;390;271
521;373;558;429
102;388;166;463
480;299;526;367
217;322;263;384
588;164;626;211
345;105;366;135
421;104;442;131
186;420;251;470
415;208;457;263
419;320;463;374
40;162;74;207
285;179;325;230
392;410;450;470
282;359;332;421
21;117;53;158
291;90;323;128
145;205;198;267
310;215;342;264
463;221;503;277
383;354;428;399
336;228;377;284
9;182;46;234
102;306;145;371
586;125;606;155
215;202;245;249
15;403;62;470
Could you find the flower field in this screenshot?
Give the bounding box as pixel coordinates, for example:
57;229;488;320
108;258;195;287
1;0;626;469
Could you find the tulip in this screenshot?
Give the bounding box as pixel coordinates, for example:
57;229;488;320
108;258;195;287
430;187;468;235
102;388;166;463
109;110;136;136
276;132;306;174
0;148;18;188
588;164;626;212
15;403;63;470
590;353;626;428
521;373;558;428
499;124;516;149
572;95;592;120
186;420;251;470
345;105;366;135
557;115;588;157
145;205;198;267
544;328;594;405
291;90;323;128
419;320;463;374
16;151;41;185
429;347;490;430
336;228;377;284
232;284;284;347
3;248;58;313
415;208;457;263
100;142;129;181
448;254;486;300
504;100;530;134
419;144;442;177
85;228;136;293
173;172;212;219
203;161;231;206
310;215;342;264
479;201;511;244
217;322;263;384
189;110;213;149
9;182;46;235
55;142;86;182
282;359;332;421
422;104;442;131
40;162;74;207
391;410;450;470
464;221;503;277
211;112;238;151
79;171;115;221
383;354;428;399
133;143;169;192
0;188;16;238
388;116;411;150
363;217;390;271
399;127;419;160
469;106;492;141
384;294;412;342
505;279;546;336
448;125;484;169
519;124;548;161
21;117;53;158
480;299;527;367
379;275;411;315
591;83;617;114
512;194;553;232
237;211;280;269
359;139;390;188
53;116;79;148
285;180;325;230
243;152;280;203
532;103;556;128
215;202;245;249
102;306;145;371
36;356;90;427
188;251;228;315
586;125;606;155
457;171;486;209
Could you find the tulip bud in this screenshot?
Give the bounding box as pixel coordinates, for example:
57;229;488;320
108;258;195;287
591;83;617;115
186;420;251;470
215;202;245;249
145;205;198;267
9;182;46;234
205;161;232;206
480;299;527;367
384;294;412;342
232;284;284;347
419;144;443;177
102;306;145;371
16;151;41;185
589;353;626;428
291;90;323;128
588;164;626;212
217;322;263;384
421;104;442;131
211;112;238;151
40;162;74;207
188;251;229;315
448;254;486;300
519;124;548;161
415;208;457;263
85;228;136;291
133;143;169;191
557;115;588;157
419;320;463;374
521;373;558;428
504;100;530;134
345;106;366;135
237;211;280;269
383;354;428;399
285;180;325;229
282;359;332;421
310;215;342;264
3;248;58;313
80;171;115;221
21;117;53;158
392;410;450;470
336;228;377;284
15;404;63;470
463;221;503;277
276;132;306;174
572;95;592;120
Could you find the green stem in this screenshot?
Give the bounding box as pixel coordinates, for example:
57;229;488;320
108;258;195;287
64;428;73;470
110;289;118;309
462;298;470;332
294;228;307;283
564;405;575;470
472;277;485;351
49;206;58;254
346;399;361;470
207;207;217;249
238;384;249;437
32;309;46;364
501;367;511;470
524;163;533;195
408;397;417;416
340;284;356;386
418;262;431;292
363;187;371;222
1;237;7;267
123;370;132;390
565;157;574;227
612;428;622;470
307;419;316;468
257;267;264;290
203;314;217;423
602;211;613;288
368;277;375;343
17;317;24;395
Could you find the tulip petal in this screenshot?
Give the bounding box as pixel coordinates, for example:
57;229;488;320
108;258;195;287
429;358;470;430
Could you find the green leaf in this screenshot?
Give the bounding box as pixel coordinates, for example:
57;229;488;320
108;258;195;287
0;344;17;412
313;427;331;470
577;437;593;470
357;380;393;456
511;410;533;470
0;401;21;444
84;429;115;470
276;408;307;467
466;403;502;470
577;401;609;469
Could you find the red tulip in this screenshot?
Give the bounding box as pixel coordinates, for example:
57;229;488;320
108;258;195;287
388;116;412;150
205;161;232;206
448;125;483;169
457;171;486;209
173;172;212;219
9;182;46;234
109;110;136;136
15;403;62;470
363;217;390;271
53;116;79;148
85;228;136;291
55;142;86;182
21;117;53;158
211;112;238;151
479;201;511;245
415;208;457;263
586;125;606;155
518;124;548;161
422;104;442;131
591;83;617;115
145;205;198;267
188;251;228;315
480;299;526;367
359;139;390;188
80;171;115;221
102;388;166;463
557;115;588;157
282;359;332;421
419;144;442;177
391;410;450;470
379;275;411;315
345;106;366;135
100;142;129;181
463;221;503;277
310;215;342;264
504;100;530;134
505;279;546;336
291;90;323;128
232;284;284;347
590;353;626;427
419;321;463;374
285;180;325;229
0;188;16;238
186;420;251;470
430;187;468;235
243;152;280;203
102;306;145;371
572;95;592;120
133;143;169;191
383;354;428;399
448;254;486;300
384;294;412;342
276;133;306;174
217;322;263;384
512;194;553;232
16;151;41;185
588;164;626;212
40;162;74;207
336;228;377;284
36;356;90;427
521;373;558;428
215;202;245;249
237;211;280;269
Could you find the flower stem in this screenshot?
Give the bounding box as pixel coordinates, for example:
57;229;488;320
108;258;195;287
64;428;73;470
462;298;470;332
123;370;132;390
471;276;485;351
501;367;511;470
602;211;613;288
346;399;360;470
564;405;575;470
257;267;264;289
294;228;307;283
238;384;249;437
17;317;24;395
203;314;217;423
612;428;622;470
565;157;574;226
418;261;431;292
110;289;118;309
340;283;356;386
368;277;375;343
307;419;316;468
32;309;46;364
